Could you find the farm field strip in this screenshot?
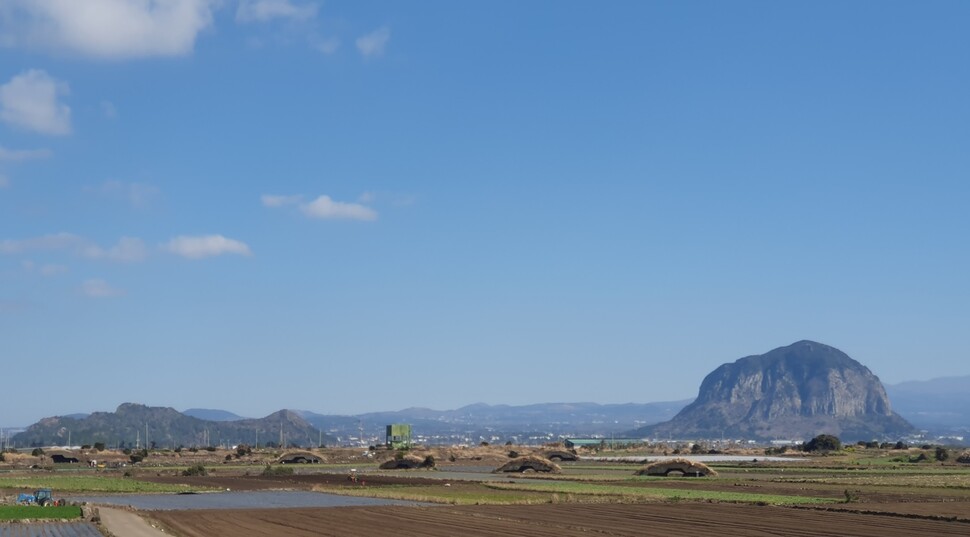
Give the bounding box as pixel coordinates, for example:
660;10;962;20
0;523;102;537
149;502;970;537
0;476;206;493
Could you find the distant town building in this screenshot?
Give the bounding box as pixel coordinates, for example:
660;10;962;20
564;438;641;449
386;424;412;449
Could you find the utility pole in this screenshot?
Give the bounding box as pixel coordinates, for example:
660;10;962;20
279;421;284;448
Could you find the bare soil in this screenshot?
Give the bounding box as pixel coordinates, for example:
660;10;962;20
149;503;970;537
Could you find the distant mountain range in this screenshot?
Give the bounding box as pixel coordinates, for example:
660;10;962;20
12;403;334;449
885;375;970;434
8;371;968;448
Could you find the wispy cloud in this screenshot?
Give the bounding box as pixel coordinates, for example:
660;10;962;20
313;36;340;55
0;0;218;59
84;237;149;263
162;235;253;259
89;180;160;208
81;278;124;298
0;232;86;255
0;69;71;135
237;0;317;23
22;260;68;276
0;233;147;262
263;193;378;221
0;145;53;161
302;195;378;220
261;194;303;207
356;26;390;58
100;100;118;119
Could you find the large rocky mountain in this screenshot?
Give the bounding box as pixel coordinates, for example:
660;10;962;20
12;403;333;449
631;341;915;442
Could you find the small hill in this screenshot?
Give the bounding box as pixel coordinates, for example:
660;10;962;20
631;341;915;442
12;403;334;448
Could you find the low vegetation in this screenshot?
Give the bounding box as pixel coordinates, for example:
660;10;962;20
0;476;207;493
0;505;83;521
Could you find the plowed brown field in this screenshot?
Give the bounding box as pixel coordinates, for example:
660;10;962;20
150;503;970;537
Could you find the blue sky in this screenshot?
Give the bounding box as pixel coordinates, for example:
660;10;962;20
1;1;968;426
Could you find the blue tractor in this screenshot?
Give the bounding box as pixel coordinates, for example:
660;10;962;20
17;489;62;506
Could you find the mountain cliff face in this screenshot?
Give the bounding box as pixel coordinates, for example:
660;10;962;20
634;341;914;441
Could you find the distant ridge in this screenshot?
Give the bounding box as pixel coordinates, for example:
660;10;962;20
631;341;915;442
886;375;970;432
183;408;247;422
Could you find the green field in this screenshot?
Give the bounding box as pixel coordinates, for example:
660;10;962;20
0;475;208;493
0;505;83;521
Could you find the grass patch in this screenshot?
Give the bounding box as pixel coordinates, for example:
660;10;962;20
485;481;837;505
0;505;83;521
0;476;210;493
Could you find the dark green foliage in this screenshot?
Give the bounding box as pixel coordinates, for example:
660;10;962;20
94;442;106;451
508;451;519;458
423;455;435;468
182;464;208;476
236;444;252;458
31;448;44;456
803;434;842;453
935;447;949;462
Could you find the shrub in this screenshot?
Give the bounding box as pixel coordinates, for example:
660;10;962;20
0;452;5;462
31;448;44;456
81;444;92;450
508;451;519;458
894;441;906;450
935;447;949;462
261;464;294;476
956;451;970;464
94;442;106;452
803;434;842;453
910;453;929;463
182;464;207;476
205;446;217;452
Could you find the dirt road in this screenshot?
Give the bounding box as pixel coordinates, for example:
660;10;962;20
98;507;169;537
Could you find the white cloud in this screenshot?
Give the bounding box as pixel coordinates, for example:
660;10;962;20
162;234;253;259
260;193;303;207
237;0;317;23
0;69;71;135
40;263;68;276
0;0;217;59
0;145;53;161
94;237;148;263
22;260;68;276
264;193;378;221
92;180;160;208
81;278;124;298
300;195;378;221
356;26;389;58
0;232;86;254
313;36;340;55
0;233;146;262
